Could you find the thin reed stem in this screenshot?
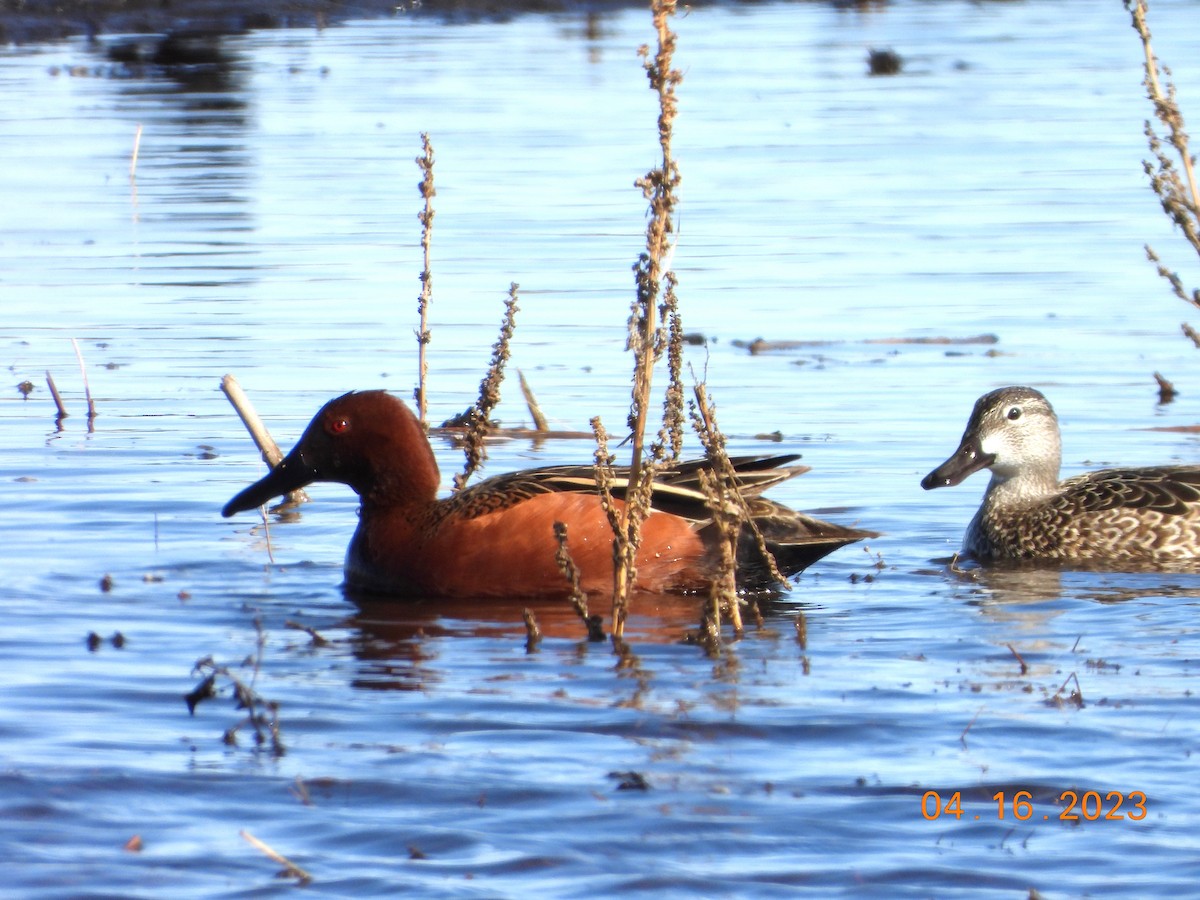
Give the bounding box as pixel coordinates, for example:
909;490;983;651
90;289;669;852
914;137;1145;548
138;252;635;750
517;369;549;432
240;830;311;883
130;123;142;180
45;370;67;419
71;338;96;421
220;374;308;506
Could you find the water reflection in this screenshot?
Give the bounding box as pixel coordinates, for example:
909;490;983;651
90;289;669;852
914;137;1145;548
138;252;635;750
7;3;1200;894
945;559;1200;609
346;590;707;691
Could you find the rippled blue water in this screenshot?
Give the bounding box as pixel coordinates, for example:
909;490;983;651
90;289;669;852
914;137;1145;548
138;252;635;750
3;0;1200;895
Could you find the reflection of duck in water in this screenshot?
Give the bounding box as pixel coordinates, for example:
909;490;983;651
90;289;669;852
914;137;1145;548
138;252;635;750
922;386;1200;568
103;30;229;68
224;390;875;598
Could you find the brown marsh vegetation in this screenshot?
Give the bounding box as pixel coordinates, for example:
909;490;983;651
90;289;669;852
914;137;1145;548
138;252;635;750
1127;1;1200;362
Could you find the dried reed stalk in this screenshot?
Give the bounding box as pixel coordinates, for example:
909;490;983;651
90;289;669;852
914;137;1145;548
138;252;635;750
45;370;67;418
517;369;549;431
601;0;685;640
691;388;742;638
554;520;605;642
239;830;311;883
221;374;309;505
71;338;96;420
692;384;787;581
688;376;803;646
453;284;519;491
1127;1;1200;318
130;123;142;180
415;133;436;426
522;607;542;652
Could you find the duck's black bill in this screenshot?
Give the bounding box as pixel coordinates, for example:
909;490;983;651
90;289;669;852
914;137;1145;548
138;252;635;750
920;439;995;490
222;454;314;517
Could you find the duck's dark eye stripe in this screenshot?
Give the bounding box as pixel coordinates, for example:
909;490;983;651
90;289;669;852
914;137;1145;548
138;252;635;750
1007;407;1022;421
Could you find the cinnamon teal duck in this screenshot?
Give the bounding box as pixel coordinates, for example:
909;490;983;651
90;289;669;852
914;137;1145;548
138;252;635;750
224;390;876;597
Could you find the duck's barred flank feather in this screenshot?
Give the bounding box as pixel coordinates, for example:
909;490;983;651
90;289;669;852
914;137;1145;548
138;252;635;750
923;386;1200;569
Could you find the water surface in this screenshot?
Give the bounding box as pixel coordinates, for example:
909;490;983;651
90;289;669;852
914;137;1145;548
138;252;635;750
3;0;1200;895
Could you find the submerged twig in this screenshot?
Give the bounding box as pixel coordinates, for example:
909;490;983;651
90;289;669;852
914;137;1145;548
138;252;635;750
1006;642;1029;676
1154;371;1178;402
259;506;275;563
285;619;328;647
415;133;436;426
517;369;549;432
45;370;68;419
960;705;985;749
522;608;542;652
1047;672;1086;709
240;830;311;883
187;617;285;756
71;338;96;421
130;123;143;180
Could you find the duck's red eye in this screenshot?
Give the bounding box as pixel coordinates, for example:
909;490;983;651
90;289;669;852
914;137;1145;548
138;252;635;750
326;417;351;436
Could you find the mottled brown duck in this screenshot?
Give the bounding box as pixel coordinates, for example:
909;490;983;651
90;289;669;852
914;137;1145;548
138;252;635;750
921;385;1200;567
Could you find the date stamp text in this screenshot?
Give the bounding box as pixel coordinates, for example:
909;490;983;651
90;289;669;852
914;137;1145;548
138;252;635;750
922;790;1147;822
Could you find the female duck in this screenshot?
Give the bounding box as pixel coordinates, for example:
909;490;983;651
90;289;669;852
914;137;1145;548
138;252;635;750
921;385;1200;566
224;390;875;597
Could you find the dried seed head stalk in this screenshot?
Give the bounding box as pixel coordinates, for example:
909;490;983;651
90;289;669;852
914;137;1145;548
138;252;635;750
689;382;788;644
1127;1;1200;316
454;283;519;491
592;414;647;639
553;522;588;620
605;0;685;640
554;521;606;642
658;274;686;460
415;133;436;425
692;383;787;587
696;466;740;634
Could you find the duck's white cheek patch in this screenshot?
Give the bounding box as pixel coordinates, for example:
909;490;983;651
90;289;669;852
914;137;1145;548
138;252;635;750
978;434;1003;457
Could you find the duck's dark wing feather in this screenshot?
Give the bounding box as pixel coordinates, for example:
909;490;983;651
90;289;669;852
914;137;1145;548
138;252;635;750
1055;466;1200;517
444;455;808;522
